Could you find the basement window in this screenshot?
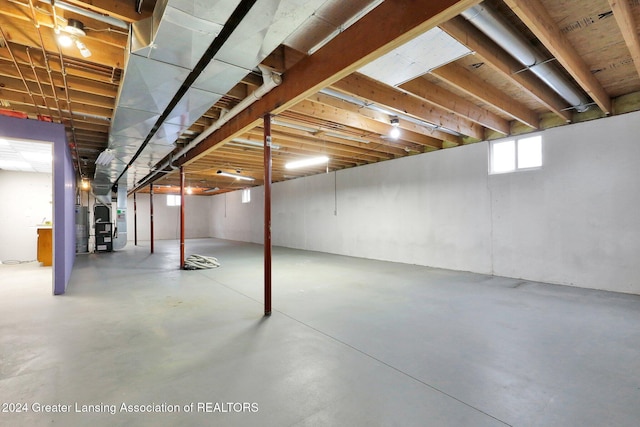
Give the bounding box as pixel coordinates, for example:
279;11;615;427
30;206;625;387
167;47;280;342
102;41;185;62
490;135;542;174
166;194;181;206
242;188;251;204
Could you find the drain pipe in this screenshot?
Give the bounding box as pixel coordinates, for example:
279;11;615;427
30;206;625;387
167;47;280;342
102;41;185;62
183;65;282;152
461;2;590;112
136;65;281;189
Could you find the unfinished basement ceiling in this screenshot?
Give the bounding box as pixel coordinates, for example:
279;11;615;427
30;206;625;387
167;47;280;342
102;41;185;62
1;0;640;196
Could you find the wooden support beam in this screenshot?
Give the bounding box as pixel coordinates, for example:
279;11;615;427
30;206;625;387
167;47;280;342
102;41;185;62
608;0;640;81
503;0;611;114
440;17;573;122
332;73;484;140
430;62;539;130
176;0;482;168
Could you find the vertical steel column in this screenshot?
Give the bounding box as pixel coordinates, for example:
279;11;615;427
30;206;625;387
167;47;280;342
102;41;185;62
264;113;272;316
180;166;185;269
150;183;154;254
133;192;138;246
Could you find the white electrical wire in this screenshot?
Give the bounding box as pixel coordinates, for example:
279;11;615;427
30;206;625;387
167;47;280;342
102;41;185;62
184;254;221;270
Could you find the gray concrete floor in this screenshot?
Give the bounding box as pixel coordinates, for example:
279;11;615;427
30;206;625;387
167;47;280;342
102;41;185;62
1;238;639;427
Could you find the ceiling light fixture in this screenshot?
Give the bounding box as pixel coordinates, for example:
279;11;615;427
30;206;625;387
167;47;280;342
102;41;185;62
216;170;255;181
389;116;401;139
95;149;115;165
56;19;91;57
285;156;329;170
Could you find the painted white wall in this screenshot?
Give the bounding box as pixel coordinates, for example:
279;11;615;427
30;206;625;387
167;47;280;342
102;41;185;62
0;170;52;262
209;110;640;294
490;113;640;294
209;189;264;243
127;193;211;241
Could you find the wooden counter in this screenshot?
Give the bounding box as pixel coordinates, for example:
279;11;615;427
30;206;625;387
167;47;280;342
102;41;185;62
37;227;52;267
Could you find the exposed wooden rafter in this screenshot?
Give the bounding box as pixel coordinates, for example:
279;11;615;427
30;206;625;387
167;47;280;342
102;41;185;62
331;73;486;139
440;17;573;123
430;62;539;130
608;0;640;81
503;0;612;114
174;0;483;170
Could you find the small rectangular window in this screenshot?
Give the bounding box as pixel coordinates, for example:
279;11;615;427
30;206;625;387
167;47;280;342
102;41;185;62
491;140;516;173
517;136;542;169
166;194;181;206
490;135;542;174
242;188;251;204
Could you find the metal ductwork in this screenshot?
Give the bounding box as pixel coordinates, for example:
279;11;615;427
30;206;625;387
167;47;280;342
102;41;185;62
93;0;340;196
461;2;590;113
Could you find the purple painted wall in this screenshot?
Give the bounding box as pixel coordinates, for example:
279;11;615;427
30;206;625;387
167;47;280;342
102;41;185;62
0;115;75;294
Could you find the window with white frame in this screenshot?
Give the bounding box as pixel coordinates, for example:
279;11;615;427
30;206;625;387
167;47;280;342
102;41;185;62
490;135;542;174
241;188;251;204
166;194;181;206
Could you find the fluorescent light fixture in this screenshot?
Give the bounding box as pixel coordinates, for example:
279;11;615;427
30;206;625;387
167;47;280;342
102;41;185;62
203;187;220;194
216;170;255;181
285;156;329;169
95;149;115;165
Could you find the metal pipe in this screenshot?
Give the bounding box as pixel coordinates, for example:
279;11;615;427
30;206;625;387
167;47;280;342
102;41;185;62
263;113;272;316
40;0;129;29
149;183;154;254
180;166;185;269
28;0;83;175
461;2;590;112
115;0;261;188
25;47;53;119
132;65;282;192
133;191;138;246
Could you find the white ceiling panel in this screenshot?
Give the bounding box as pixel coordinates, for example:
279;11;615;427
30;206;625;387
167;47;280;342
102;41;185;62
358;27;471;87
0;138;52;173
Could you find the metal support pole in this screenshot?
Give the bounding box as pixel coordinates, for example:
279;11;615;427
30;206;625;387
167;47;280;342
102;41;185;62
264;113;272;316
180;166;185;269
150;183;154;254
133;192;138;246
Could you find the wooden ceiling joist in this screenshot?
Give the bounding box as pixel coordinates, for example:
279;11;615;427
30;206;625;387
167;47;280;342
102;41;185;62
398;73;510;135
440;17;573;123
608;0;640;81
290;99;442;150
430;62;539;130
307;92;456;147
503;0;612;114
331;73;483;140
176;0;482;169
